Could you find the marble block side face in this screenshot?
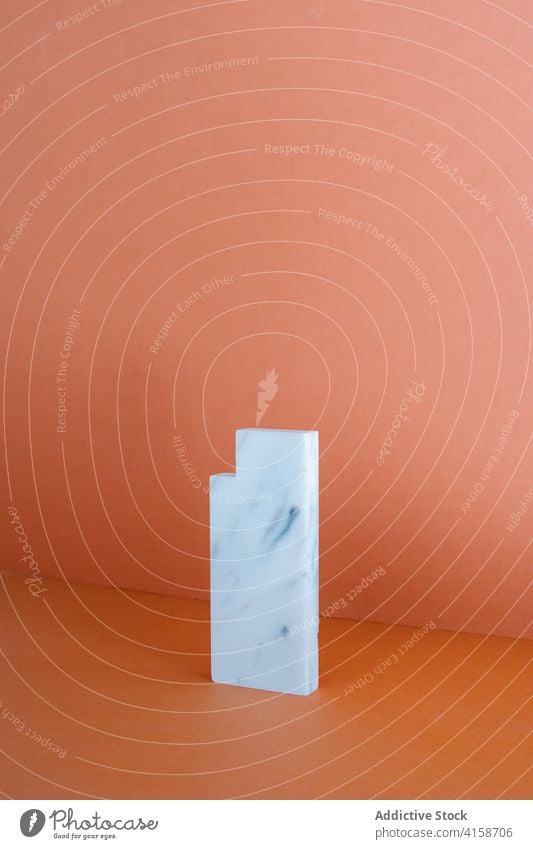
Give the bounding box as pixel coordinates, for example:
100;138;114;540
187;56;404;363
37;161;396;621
210;428;319;696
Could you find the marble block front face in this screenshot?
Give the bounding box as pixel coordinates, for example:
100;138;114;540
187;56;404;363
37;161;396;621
210;429;319;695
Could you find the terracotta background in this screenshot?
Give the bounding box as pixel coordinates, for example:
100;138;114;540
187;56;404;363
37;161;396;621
2;0;532;640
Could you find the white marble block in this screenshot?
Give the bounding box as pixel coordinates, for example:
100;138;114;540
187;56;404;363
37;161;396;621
210;428;319;695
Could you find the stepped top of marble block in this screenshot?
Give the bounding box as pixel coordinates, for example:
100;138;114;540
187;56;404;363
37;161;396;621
210;428;318;487
236;428;317;473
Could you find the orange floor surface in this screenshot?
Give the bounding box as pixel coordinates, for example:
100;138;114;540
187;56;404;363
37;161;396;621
0;573;530;800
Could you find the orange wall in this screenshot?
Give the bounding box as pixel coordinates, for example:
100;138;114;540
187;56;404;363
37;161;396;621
2;0;532;639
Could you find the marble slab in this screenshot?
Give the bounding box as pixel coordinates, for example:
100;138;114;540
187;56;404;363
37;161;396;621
210;428;319;695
